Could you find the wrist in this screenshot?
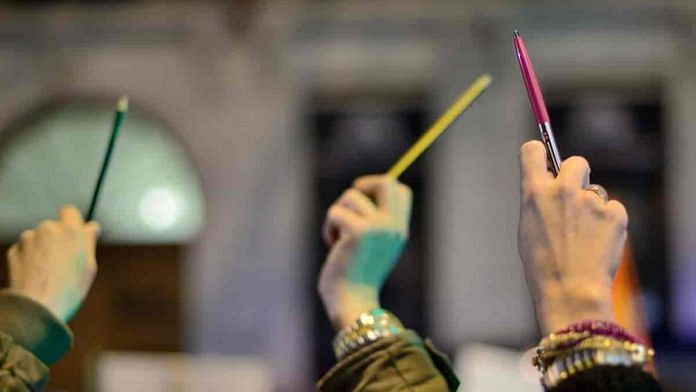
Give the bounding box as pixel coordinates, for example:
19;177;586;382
332;308;404;360
9;290;60;321
319;282;380;331
534;281;614;334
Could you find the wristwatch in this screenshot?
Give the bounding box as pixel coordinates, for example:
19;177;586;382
332;308;404;360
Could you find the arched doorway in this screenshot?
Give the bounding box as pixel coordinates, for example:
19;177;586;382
0;98;206;390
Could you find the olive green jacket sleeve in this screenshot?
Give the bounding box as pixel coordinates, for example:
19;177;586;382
0;290;74;391
318;330;459;391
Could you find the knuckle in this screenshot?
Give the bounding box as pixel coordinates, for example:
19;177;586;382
327;205;341;219
565;155;590;170
352;175;372;187
343;188;362;201
37;220;57;231
580;191;602;208
520;140;543;156
521;181;544;202
607;202;629;226
557;181;577;198
20;230;34;241
62;204;78;212
341;188;355;198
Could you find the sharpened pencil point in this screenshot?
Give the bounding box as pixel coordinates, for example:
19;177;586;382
514;30;520;37
117;96;129;112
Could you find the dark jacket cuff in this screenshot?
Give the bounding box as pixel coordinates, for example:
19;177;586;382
318;330;460;391
0;331;49;389
549;365;662;391
0;290;73;365
423;338;460;390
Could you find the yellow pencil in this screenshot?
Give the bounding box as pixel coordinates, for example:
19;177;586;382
386;73;492;178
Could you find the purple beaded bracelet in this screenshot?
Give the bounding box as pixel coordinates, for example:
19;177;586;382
555;320;644;345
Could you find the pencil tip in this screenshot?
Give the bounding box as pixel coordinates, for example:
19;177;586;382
117;96;129;112
514;29;520;37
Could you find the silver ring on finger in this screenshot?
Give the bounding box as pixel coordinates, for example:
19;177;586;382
583;184;608;204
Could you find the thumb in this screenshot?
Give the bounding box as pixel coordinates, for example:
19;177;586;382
85;221;102;246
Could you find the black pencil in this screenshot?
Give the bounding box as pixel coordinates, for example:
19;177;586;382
86;96;128;221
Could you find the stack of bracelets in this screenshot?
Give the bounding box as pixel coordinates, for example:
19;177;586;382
532;320;655;389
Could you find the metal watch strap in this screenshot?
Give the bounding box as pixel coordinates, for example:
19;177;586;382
332;308;404;360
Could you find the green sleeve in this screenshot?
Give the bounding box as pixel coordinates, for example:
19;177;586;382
0;290;75;391
0;290;72;365
0;332;49;391
318;330;459;391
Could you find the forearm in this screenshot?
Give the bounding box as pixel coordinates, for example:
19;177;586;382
319;282;379;331
534;281;614;334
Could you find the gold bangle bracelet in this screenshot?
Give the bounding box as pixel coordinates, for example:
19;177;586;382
534;336;654;373
542;347;654;389
537;336;647;365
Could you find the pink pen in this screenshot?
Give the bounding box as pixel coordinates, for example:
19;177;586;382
514;30;562;176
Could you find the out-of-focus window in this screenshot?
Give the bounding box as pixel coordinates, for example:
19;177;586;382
0;99;205;243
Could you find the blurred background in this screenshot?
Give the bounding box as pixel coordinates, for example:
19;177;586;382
0;0;693;390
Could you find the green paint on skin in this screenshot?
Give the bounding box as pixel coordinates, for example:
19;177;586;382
346;230;406;289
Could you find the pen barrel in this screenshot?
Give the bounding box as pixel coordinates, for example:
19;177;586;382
538;121;562;176
514;36;550;124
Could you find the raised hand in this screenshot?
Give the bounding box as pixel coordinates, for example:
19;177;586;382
7;205;100;322
318;175;412;330
518;141;628;333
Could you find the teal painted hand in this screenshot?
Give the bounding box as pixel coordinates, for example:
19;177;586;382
318;175;412;330
7;205;100;322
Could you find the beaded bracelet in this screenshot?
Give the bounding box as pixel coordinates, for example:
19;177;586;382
556;320;644;344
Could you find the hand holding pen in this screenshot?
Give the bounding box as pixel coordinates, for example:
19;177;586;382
513;30;608;202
